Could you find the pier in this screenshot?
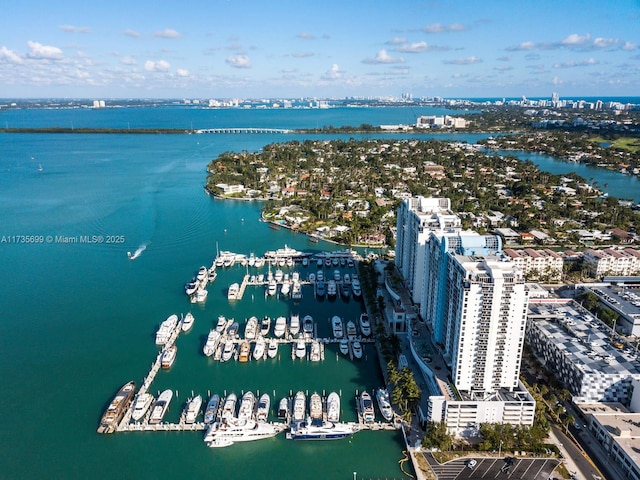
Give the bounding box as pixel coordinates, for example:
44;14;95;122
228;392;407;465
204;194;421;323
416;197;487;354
195;127;291;134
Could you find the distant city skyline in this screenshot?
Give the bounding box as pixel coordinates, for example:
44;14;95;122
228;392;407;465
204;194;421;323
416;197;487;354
1;0;638;98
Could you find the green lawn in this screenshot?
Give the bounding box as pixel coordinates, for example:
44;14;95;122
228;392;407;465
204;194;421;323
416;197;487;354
591;136;640;153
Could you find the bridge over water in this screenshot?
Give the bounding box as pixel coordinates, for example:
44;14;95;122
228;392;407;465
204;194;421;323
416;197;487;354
195;127;292;134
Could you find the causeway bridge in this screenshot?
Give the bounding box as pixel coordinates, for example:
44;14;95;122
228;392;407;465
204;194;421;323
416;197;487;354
195;127;292;134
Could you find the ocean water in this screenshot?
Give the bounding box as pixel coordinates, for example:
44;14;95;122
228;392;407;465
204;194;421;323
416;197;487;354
0;106;635;479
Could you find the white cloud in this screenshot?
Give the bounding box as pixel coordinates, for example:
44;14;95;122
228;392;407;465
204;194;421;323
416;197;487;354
443;56;482;65
297;32;315;40
0;46;22;63
553;58;598;68
396;42;428;53
561;33;591;46
144;59;170;72
121;56;137;65
176;68;189;77
622;41;638;51
124;29;141;38
27;41;63;60
506;41;536;51
362;49;404;64
155;29;181;39
386;37;407;45
593;37;619;48
321;64;342;80
422;23;466;33
226;55;251;68
290;52;314;58
60;25;91;33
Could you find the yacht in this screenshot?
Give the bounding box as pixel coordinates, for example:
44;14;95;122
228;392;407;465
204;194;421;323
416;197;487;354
255;257;265;268
260;316;271;336
161;345;177;369
184;280;198;296
294;334;306;359
253;336;266;360
267;279;277;296
227;283;240;300
309;392;323;420
359;313;371;337
191;287;208;304
226;320;239;339
97;381;136;433
208;268;217;283
130;392;154;422
302;315;314;337
341;282;351;299
274;316;286;338
339;339;349;356
203;330;221;357
204;418;285;448
351;277;361;298
237;391;256;425
287;418;358;441
267;338;278;358
332;257;339;266
277;397;290;419
203;394;221;424
220;393;238;422
343;273;351;284
248;253;256;267
238;340;251;362
280;281;290;296
244;316;258;340
274;269;284;282
196;266;208;282
316;258;323;268
292;391;306;422
333;269;341;281
331;316;344;339
155;314;178;345
327;280;337;298
256;393;270;423
347;258;355;268
221;339;235;362
326;392;340;423
325;257;332;267
340;257;346;267
289;314;300;336
352;341;363;359
310;340;321;362
185;395;202;424
181;312;195;332
216;315;227;333
346;320;357;340
291;281;302;300
360;391;375;423
302;257;309;267
149;389;173;425
316;270;324;282
376;389;394;422
316;281;326;297
308;272;316;283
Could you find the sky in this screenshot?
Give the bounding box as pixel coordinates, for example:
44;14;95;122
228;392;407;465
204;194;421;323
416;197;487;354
1;0;639;99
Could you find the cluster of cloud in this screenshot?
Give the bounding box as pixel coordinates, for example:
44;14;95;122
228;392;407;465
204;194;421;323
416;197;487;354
507;33;637;52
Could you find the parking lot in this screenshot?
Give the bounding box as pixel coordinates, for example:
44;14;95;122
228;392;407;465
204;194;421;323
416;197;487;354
422;453;560;480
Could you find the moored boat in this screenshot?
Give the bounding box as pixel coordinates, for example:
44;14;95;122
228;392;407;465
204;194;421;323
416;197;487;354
184;280;198;296
237;391;256;425
331;315;343;339
294;334;306;359
280;281;290;296
316;281;326;297
352;340;363;359
351;277;361;298
191;287;208;304
359;313;371;337
155;314;178;345
216;315;227;333
277;397;290;419
256;393;270;423
346;320;357;340
253;336;266;360
260;316;271;336
131;392;154;422
289;314;300;336
238;340;251;362
203;394;221;424
226;320;239;339
185;394;202;424
291;281;302;300
376;388;394;422
287;418;358;441
161;345;177;369
274;316;286;338
203;330;221;357
267;279;277;296
327;279;337;297
97;381;136;434
310;340;321;362
360;391;375;423
302;315;314;337
326;392;340;423
292;391;306;422
220;393;238;422
244;316;258;340
227;282;240;300
267;338;278;358
149;389;173;425
204;418;285;447
309;392;323;420
181;312;195;332
339;339;349;355
221;339;235;362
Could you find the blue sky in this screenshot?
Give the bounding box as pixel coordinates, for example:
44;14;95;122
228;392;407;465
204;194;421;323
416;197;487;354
1;0;638;99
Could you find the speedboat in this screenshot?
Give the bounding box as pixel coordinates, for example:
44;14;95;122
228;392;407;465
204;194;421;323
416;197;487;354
244;316;258;340
289;314;300;336
237;391;256;425
185;280;198;295
238;340;251;362
376;389;394;422
260;316;271;336
346;320;357;340
316;270;324;282
216;315;227;333
280;282;290;296
185;395;202;424
149;389;173;425
191;287;208;304
359;313;371;337
333;269;341;281
292;391;306;422
161;345;177;369
267;338;278;358
256;393;270;423
155;314;178;345
203;330;221;357
360;391;375;423
302;257;309;267
226;320;239;339
310;340;321;362
291;281;302;300
287;418;358;440
294;334;306;359
203;394;221;424
316;281;326;297
339;339;349;355
331;316;343;339
221;340;235;362
274;269;284;282
351;277;361;298
197;266;208;282
308;272;316;283
326;392;340;423
302;315;314;337
97;381;136;433
131;392;154;422
352;341;363;359
277;397;290;419
309;392;323;420
181;312;195;332
267;279;277;296
220;393;238;422
274;316;286;338
227;282;240;300
327;280;337;297
253;336;265;360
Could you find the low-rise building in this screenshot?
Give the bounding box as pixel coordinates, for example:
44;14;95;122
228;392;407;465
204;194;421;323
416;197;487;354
584;248;640;277
503;248;563;282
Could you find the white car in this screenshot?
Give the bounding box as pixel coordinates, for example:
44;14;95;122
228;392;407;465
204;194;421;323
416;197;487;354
467;459;477;469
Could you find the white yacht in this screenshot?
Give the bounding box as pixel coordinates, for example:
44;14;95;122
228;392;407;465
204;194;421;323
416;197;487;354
360;391;375;423
253;336;266;360
310;340;321;362
149;389;173;424
292;391;306;422
221;339;235;362
273;316;286;338
267;279;277;296
244;316;258;340
294;334;306;359
302;257;309;267
346;320;357;340
203;394;221;424
326;392;340;423
308;272;316;283
302;315;314;337
274;269;284;282
291;281;302;300
184;280;198;296
309;392;323;420
277;397;290;419
267;338;278;358
316;270;324;282
289;314;300;336
376;389;394;422
256;393;270;423
185;395;202;424
316;258;323;268
203;330;221;357
227;283;240;300
287;418;358;441
331;316;344;339
327;279;337;297
280;281;290;296
155;314;178;345
191;287;208;304
220;393;238;422
237;391;256;425
333;269;341;281
343;273;351;284
161;345;177;369
204;418;285;448
131;393;154;422
359;313;371;337
196;266;208;282
215;315;227;333
181;312;195;332
339;339;349;356
351;277;361;298
260;316;271;336
352;341;363;359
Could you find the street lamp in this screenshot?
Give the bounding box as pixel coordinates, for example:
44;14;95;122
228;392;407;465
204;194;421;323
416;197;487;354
498;440;503;457
353;472;357;480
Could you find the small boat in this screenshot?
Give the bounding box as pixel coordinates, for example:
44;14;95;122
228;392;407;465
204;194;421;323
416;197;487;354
161;345;177;369
216;315;227;333
360;391;375;423
316;270;324;282
286;257;294;267
280;282;290;296
244;316;258;340
220;393;238;422
289;314;300;336
197;266;208;282
359;313;371;337
238;341;251;362
274;316;286;338
227;283;240;300
181;312;195;332
226;321;239;339
343;273;351;284
260;316;271;336
333;269;341;281
208;268;217;283
347;258;355;268
327;280;337;297
341;283;351;299
346;320;357;340
292;391;306;422
185;280;198;295
274;269;284;282
376;389;394;422
248;253;256;267
340;257;346;267
149;389;173;425
331;316;343;339
302;315;314;337
185;394;202;424
295;334;306;359
309;392;323;420
221;340;235;362
237;391;256;425
277;397;290;419
316;281;326;297
267;338;278;358
326;392;340;423
316;258;323;267
352;341;363;359
155;314;178;345
308;273;316;283
131;392;154;422
302;257;309;267
253;336;266;360
97;381;136;433
287;418;357;441
352;277;361;298
204;394;221;424
267;279;277;296
310;340;321;362
291;281;302;300
325;258;332;267
339;339;349;355
256;393;270;423
332;257;339;266
203;330;221;357
255;257;265;268
191;288;208;303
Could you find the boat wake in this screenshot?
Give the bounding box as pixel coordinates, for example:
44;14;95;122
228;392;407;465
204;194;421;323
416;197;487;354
127;243;147;260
